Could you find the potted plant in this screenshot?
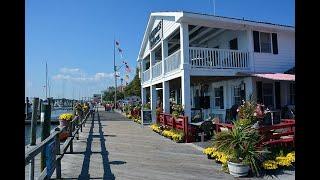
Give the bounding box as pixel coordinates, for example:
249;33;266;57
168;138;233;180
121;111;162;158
58;113;74;141
171;104;184;119
213;119;266;177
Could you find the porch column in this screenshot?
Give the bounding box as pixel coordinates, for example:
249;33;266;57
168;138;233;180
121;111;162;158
180;23;191;122
162;81;170;113
150;51;155;80
141;87;147;104
180;23;190;69
161;39;168;75
246;29;255;72
181;74;191;123
150;85;157;123
139;59;144;80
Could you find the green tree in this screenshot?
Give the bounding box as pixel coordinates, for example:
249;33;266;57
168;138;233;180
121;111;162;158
124;67;141;97
102;87;124;102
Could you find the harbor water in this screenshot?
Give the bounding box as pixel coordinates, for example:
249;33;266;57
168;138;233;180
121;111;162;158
25;109;71;145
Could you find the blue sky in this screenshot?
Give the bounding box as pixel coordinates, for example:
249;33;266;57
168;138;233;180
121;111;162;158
25;0;294;100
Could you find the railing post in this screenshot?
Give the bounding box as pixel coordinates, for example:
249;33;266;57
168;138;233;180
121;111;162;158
40;103;51;171
76;116;80;140
55;128;61;179
29;97;39;180
69;121;73;153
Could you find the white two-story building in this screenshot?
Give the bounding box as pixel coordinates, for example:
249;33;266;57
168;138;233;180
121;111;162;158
137;11;295;123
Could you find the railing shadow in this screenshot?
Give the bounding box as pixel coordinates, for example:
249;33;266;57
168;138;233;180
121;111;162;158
78;108;124;179
78;111;95;179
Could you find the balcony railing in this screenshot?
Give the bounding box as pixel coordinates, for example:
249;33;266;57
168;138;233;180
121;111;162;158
165;50;181;73
142;69;150;82
152;61;162;79
189;47;250;69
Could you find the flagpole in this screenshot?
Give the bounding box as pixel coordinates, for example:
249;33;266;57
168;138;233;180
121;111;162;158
114;38;117;109
46;61;48;99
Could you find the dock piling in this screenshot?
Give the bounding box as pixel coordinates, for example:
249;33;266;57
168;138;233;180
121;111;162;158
40;103;51;171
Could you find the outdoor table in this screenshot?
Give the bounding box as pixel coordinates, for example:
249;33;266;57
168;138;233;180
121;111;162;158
268;110;281;125
189;120;213;142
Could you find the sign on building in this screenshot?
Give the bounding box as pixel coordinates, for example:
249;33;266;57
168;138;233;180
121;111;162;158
149;20;163;49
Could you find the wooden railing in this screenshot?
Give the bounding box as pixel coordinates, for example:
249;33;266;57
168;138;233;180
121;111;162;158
142;69;150;82
158;113;196;143
189;47;250;69
152;61;162;79
214;119;295;147
25;111;91;180
164;50;181;73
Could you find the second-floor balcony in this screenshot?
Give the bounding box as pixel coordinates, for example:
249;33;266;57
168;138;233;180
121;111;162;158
189;47;251;69
141;47;251;83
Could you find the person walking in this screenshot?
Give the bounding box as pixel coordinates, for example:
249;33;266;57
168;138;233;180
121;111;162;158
89;102;94;118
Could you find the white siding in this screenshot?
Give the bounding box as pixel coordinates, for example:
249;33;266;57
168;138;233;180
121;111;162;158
142;17;178;58
206;30;249;51
253;30;295;73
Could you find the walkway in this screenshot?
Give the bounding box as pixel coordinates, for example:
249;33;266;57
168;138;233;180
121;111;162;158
50;108;235;180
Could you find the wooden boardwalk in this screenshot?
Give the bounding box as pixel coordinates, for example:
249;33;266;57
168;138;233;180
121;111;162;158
25;108;295;180
38;108;233;180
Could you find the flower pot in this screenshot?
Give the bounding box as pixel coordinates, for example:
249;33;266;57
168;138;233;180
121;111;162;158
59;131;69;141
227;161;250;177
59;119;68;127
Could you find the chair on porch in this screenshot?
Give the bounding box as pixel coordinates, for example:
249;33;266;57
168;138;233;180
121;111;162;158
197;120;215;142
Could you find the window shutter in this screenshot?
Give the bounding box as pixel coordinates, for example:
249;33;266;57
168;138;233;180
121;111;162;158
272;33;278;54
256;81;263;103
240;83;246;101
220;86;224;109
229;38;238;50
275;82;281;109
253;31;260;52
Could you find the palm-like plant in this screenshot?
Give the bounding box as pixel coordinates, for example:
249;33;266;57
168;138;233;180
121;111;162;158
213;119;267;176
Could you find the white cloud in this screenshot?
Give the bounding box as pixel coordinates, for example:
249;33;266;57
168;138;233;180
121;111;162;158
53;68;113;83
60;67;81;75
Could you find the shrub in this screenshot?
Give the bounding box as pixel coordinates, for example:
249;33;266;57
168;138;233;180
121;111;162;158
213;119;267;176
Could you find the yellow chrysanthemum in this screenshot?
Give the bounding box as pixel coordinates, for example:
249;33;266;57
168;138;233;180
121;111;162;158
286;151;295;163
262;160;278;170
59;113;74;121
276;156;292;166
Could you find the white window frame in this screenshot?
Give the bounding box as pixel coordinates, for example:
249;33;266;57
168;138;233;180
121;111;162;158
258;31;273;54
214;87;222;109
233;85;241;105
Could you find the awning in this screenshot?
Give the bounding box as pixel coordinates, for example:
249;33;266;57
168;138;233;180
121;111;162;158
237;72;295;81
252;73;295;81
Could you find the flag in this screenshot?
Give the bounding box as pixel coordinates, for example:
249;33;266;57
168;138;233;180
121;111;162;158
115;41;119;46
118;48;122;53
125;64;131;73
125;74;129;81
